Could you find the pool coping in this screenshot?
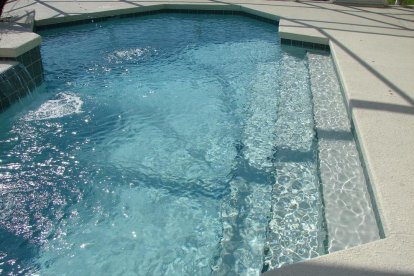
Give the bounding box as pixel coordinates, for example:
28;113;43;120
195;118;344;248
2;1;414;275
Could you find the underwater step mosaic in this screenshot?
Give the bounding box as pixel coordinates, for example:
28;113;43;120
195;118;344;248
307;52;380;252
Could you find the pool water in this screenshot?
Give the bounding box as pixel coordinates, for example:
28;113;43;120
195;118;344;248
0;14;327;275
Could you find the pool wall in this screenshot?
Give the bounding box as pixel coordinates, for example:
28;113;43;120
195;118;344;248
0;17;43;110
0;61;36;111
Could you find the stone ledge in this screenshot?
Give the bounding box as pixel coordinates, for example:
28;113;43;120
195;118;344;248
279;19;329;45
0;60;17;74
264;235;414;275
0;28;41;58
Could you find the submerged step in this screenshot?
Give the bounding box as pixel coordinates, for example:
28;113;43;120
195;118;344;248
214;62;279;275
214;175;272;276
262;52;325;271
307;53;380;252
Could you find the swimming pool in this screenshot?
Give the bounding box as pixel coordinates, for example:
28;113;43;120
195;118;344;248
0;13;377;275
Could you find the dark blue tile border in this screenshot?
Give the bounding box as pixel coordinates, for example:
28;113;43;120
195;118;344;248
0;45;43;112
0;46;44;86
34;9;278;31
0;63;38;112
281;38;330;52
35;9;337;53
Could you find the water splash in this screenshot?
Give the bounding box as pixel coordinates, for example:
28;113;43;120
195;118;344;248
106;47;157;64
24;92;83;121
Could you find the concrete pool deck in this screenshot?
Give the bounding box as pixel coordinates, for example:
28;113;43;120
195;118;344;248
2;0;414;275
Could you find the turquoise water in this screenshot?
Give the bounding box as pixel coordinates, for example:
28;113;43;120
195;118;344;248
0;14;326;275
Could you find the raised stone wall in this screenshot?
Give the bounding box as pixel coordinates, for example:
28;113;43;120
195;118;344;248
0;62;36;112
0;15;43;112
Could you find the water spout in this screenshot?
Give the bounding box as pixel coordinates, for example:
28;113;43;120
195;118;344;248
0;62;37;112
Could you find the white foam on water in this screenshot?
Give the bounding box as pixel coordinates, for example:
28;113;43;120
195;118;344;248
24;93;83;121
106;47;157;64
